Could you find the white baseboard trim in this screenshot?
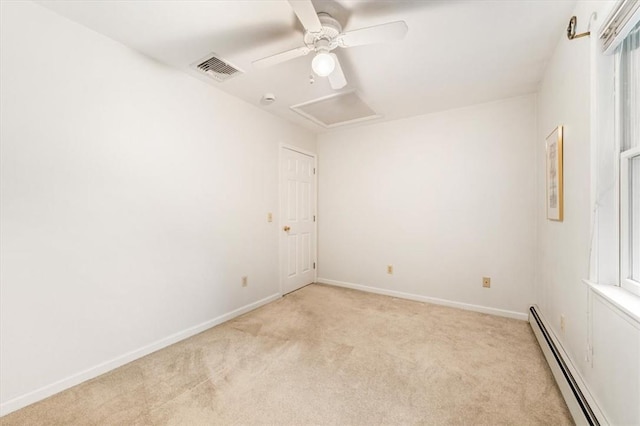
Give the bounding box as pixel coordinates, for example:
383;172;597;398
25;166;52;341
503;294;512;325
317;278;528;321
0;293;281;417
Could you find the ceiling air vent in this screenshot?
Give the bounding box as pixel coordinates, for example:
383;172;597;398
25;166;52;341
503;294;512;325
193;53;242;82
290;91;380;128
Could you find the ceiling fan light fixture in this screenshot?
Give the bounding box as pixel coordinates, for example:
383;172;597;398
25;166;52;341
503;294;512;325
312;51;335;77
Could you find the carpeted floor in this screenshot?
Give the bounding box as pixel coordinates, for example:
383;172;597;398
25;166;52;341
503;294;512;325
1;284;573;425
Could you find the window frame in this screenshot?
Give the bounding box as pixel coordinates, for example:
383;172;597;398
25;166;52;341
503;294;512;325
614;16;640;296
620;147;640;295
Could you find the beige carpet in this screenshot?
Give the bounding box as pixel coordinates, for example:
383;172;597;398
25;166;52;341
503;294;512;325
2;284;572;425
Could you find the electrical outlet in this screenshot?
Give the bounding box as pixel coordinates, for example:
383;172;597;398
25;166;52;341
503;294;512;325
560;315;565;333
482;277;491;288
387;265;393;274
242;276;248;287
267;212;273;222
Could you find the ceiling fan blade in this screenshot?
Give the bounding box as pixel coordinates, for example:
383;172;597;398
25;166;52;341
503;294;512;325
338;21;408;48
288;0;322;33
328;53;347;90
252;45;311;69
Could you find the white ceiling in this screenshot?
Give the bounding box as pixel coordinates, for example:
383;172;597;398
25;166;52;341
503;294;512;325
36;0;576;133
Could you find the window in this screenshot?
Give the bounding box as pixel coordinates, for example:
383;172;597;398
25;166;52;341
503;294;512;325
618;19;640;295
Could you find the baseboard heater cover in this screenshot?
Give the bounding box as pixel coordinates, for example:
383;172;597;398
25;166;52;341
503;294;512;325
529;306;600;426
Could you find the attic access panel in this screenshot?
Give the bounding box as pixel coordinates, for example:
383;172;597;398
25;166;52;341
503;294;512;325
290;91;380;128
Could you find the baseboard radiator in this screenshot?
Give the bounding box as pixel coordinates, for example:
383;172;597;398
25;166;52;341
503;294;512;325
529;306;602;426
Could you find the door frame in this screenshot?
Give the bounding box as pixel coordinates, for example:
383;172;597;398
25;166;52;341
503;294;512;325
278;143;318;296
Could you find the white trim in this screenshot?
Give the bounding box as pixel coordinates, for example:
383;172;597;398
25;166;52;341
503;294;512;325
0;293;281;417
278;143;317;159
278;144;318;296
584;279;640;327
620;148;640;296
589;22;599;283
529;306;609;426
622;278;640;296
613;46;622;285
317;278;527;321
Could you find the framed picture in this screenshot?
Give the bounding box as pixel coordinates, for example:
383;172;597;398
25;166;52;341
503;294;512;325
546;126;563;221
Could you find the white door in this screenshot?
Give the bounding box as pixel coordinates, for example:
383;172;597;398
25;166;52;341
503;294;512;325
280;146;316;294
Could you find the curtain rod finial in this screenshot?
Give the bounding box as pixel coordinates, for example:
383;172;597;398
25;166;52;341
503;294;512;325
567;16;591;40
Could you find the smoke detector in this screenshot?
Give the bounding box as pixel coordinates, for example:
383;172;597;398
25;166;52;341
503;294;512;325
261;93;276;105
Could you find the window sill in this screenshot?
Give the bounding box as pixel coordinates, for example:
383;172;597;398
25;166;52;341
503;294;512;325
583;279;640;325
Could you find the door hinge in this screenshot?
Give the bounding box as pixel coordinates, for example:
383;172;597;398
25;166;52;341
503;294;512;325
313;262;316;269
313;168;316;175
313;215;316;222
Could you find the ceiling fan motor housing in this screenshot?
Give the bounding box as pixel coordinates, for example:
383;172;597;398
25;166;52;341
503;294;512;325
252;0;407;91
304;13;342;51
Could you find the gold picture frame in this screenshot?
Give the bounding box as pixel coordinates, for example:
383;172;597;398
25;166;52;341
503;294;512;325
546;126;563;221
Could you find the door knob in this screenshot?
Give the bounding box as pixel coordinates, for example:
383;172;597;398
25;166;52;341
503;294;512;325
283;226;290;232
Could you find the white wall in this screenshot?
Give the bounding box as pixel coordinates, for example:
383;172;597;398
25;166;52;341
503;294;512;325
535;0;593;375
0;1;315;414
317;95;537;318
536;1;640;424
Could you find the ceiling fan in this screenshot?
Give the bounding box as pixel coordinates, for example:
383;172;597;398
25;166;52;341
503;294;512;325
253;0;408;90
